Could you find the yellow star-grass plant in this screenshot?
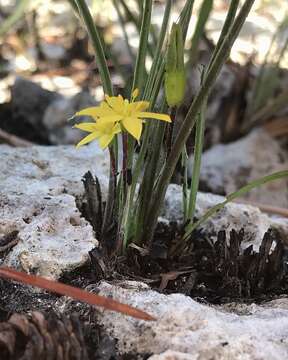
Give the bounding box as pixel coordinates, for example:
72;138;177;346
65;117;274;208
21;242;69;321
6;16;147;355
74;89;171;149
69;0;274;256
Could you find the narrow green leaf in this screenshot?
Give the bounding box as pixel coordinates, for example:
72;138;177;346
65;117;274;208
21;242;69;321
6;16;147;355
132;0;153;94
190;0;214;63
179;0;196;40
209;0;239;67
73;0;113;96
143;0;172;99
184;170;288;239
112;0;135;63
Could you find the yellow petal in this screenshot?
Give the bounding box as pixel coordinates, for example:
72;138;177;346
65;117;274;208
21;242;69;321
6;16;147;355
98;134;115;148
138;112;171;122
93;119;117;132
130;101;150;113
122;117;143;140
105;94;124;112
99;102;120;116
75;103;116;118
76;132;100;148
99;114;123;123
75;107;102;118
74;123;98;132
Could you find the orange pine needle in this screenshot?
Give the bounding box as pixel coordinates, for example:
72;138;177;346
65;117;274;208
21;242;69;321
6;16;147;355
0;267;156;321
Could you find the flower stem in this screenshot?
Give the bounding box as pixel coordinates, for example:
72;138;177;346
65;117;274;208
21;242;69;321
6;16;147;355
186;67;207;222
101;147;117;252
187;97;207;222
122;133;128;198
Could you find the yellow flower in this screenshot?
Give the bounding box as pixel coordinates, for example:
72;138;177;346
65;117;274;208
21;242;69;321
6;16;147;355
74;120;121;149
74;89;171;147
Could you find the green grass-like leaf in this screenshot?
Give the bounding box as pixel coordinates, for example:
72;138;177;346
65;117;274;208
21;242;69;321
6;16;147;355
184;170;288;239
190;0;214;63
73;0;113;96
187;94;207;222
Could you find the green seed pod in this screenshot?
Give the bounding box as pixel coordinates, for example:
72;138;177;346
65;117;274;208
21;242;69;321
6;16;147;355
165;23;186;107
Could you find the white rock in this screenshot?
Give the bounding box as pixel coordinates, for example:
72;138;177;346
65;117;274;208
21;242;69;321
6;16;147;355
0;143;109;198
2;194;97;279
148;350;197;360
1;142;287;278
96;281;288;359
0;143;109;279
189;129;288;207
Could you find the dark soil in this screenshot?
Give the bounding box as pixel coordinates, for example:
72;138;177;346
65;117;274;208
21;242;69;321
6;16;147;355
80;171;288;304
105;226;287;305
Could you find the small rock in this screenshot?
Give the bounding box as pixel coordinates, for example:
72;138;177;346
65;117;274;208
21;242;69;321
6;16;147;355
41;42;66;61
189;129;288;207
10;77;60;138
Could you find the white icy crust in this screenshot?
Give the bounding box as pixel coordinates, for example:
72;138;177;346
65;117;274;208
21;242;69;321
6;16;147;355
97;281;288;360
0;143;109;279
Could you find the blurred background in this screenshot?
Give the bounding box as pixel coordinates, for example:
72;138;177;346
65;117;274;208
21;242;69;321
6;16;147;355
0;0;288;208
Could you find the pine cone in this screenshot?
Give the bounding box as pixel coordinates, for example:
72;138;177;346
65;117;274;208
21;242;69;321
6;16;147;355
0;311;89;360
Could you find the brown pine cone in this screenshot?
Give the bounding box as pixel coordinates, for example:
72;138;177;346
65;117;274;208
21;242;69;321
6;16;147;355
0;311;89;360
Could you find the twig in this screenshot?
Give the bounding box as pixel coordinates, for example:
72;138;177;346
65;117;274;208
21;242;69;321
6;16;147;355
263;117;288;137
234;199;288;218
0;128;34;147
0;267;156;321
